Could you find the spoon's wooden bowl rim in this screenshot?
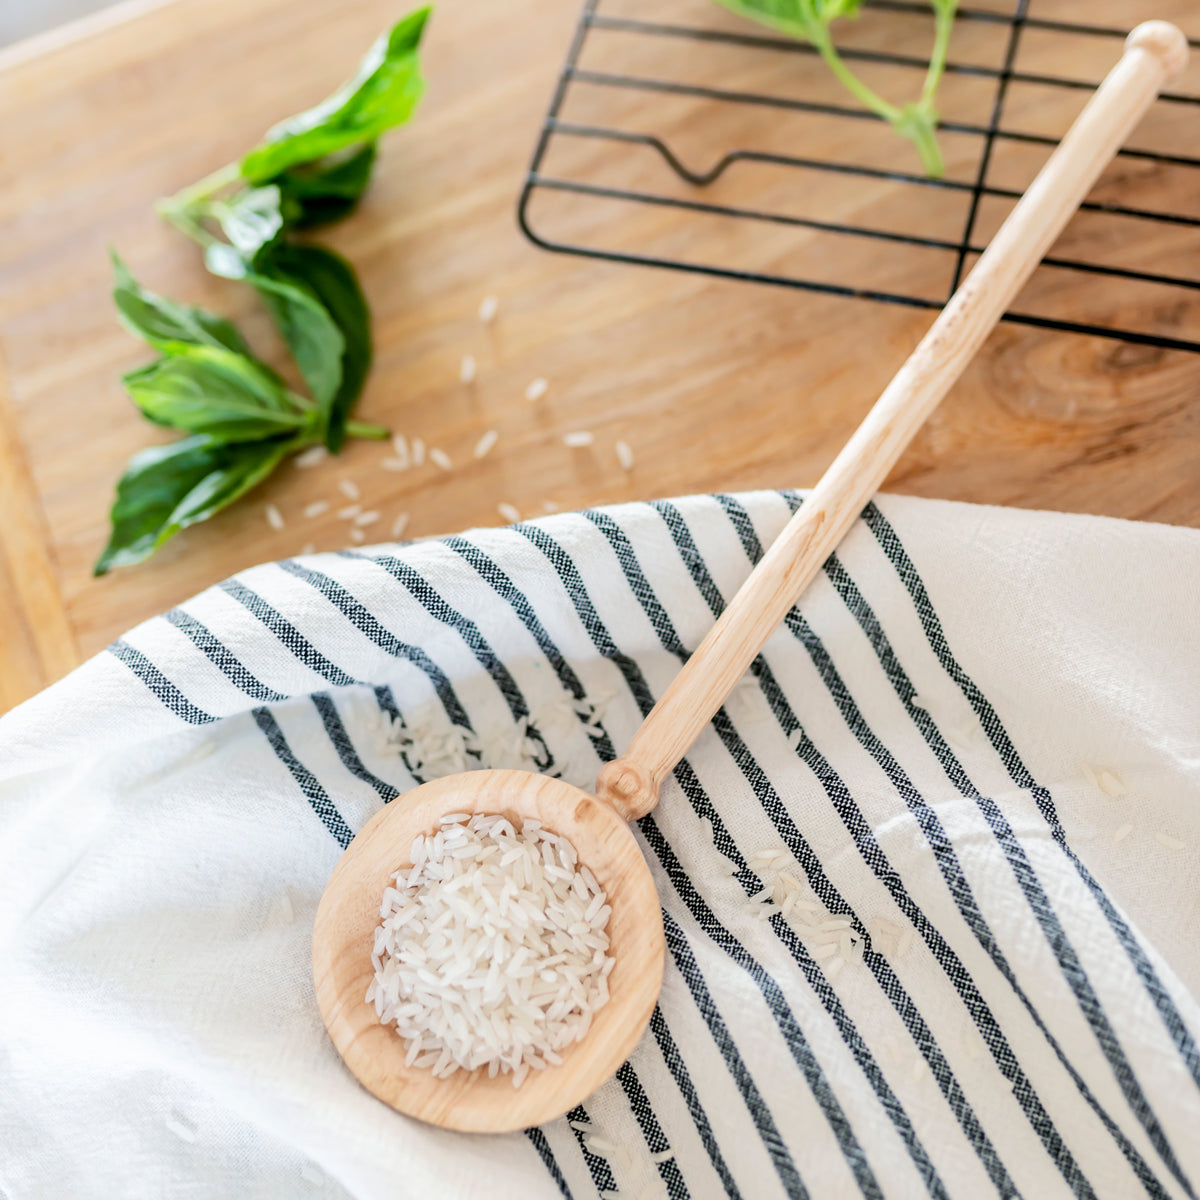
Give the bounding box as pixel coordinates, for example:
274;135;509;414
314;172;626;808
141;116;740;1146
312;769;665;1133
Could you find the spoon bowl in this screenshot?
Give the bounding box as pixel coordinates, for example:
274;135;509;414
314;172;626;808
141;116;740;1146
312;768;665;1133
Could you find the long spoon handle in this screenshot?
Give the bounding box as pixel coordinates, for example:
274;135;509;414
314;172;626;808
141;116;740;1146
595;21;1188;821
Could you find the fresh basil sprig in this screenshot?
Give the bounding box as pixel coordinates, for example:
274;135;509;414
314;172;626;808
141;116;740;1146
97;7;430;574
710;0;957;178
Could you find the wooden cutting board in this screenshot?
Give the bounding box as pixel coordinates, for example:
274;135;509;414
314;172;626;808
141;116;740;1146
2;0;1199;713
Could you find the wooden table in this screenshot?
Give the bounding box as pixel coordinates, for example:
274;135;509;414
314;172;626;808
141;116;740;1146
2;0;1198;712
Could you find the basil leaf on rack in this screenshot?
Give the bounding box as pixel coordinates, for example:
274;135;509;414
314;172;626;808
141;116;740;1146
261;244;371;451
239;7;429;184
94;435;291;574
272;142;377;229
123;344;316;440
111;251;251;355
206;244;346;412
212;185;293;265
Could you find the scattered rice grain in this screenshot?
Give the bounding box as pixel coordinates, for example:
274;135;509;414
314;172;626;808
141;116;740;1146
164;1113;197;1143
498;502;521;523
349;528;366;543
300;543;315;556
338;479;361;501
391;512;411;538
460;354;477;383
430;447;453;471
563;431;593;448
355;511;381;527
1112;822;1134;844
412;438;426;467
337;504;362;520
615;440;634;471
295;445;328;469
478;294;499;324
1154;832;1185;851
474;430;499;459
525;377;548;402
1096;768;1127;798
265;504;285;531
303;501;330;519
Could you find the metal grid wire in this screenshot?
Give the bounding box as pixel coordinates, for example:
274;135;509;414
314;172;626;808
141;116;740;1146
518;0;1200;353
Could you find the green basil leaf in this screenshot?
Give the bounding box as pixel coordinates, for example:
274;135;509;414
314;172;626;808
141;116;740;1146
260;244;371;451
95;435;292;574
110;250;251;355
272;142;377;229
239;7;429;184
213;185;292;265
123;344;315;440
206;244;345;410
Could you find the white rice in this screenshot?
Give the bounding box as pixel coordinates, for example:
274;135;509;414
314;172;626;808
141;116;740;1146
338;479;361;501
1096;768;1127;797
563;431;594;448
367;813;614;1085
381;458;408;472
265;504;284;531
478;294;499;324
300;543;315;556
543;500;560;513
474;430;499;459
303;501;330;519
349;528;366;544
498;502;521;523
355;511;382;527
460;354;477;384
294;445;328;469
299;1163;325;1187
1154;832;1185;851
1112;822;1134;844
525;377;549;402
337;504;362;520
164;1113;197;1143
430;448;453;471
391;512;411;539
615;440;634;471
412;438;427;467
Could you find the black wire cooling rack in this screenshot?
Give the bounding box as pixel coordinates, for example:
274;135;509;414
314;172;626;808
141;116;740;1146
518;0;1200;353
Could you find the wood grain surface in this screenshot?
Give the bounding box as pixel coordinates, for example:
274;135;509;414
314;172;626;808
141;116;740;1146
1;0;1198;711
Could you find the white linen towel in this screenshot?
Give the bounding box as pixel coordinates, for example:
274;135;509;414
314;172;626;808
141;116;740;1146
1;489;1198;1200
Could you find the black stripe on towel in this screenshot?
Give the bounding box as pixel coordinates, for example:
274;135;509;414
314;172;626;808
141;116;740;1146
863;501;1200;1099
443;535;760;1199
107;639;215;725
649;499;1024;1200
822;546;1193;1198
520;520;869;1199
275;559;473;731
164;608;288;702
525;1126;574;1200
578;510;951;1200
714;493;1165;1200
219;579;359;688
251;707;353;848
310;693;400;803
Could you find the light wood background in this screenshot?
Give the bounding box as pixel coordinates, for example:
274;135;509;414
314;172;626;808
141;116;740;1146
1;0;1198;712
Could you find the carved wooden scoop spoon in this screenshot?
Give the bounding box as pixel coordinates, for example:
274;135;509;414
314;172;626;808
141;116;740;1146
312;22;1187;1133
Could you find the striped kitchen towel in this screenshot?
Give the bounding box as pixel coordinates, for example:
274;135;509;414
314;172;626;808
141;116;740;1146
1;489;1198;1200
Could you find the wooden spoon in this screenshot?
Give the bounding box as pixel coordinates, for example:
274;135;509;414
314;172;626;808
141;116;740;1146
313;21;1187;1134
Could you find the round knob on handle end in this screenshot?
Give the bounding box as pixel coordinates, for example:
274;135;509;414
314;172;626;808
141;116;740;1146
1125;21;1188;82
595;758;659;822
